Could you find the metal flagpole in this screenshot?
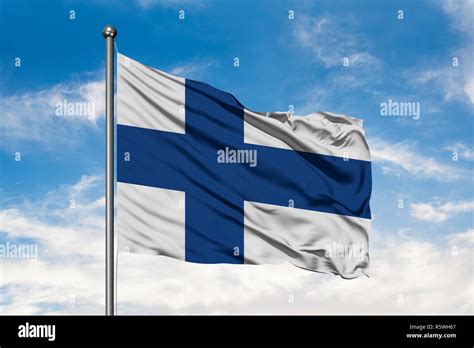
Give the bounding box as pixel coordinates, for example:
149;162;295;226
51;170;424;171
102;24;117;316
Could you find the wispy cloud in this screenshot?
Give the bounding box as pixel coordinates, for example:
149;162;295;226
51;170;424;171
0;208;102;258
0;174;104;258
294;16;380;69
447;228;474;247
169;59;215;79
0;174;107;314
0;78;104;151
293;15;383;113
410;200;474;223
408;64;474;105
406;0;474;106
369;137;464;181
445;143;474;161
442;0;474;36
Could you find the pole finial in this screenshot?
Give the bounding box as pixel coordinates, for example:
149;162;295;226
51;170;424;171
102;25;117;38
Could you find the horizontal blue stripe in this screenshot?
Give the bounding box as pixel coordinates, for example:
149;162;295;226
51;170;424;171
117;126;372;217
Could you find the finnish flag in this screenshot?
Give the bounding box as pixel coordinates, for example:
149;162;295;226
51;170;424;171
117;54;372;279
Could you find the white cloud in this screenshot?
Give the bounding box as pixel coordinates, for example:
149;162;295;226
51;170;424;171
0;176;472;314
294;16;380;68
410;200;474;223
73;174;101;192
0;176;105;259
300;234;472;314
369;137;464;181
169;60;215;79
2;226;472;314
0;175;106;314
448;228;474;247
293;15;383;114
441;0;474;36
409;65;474;105
0;209;102;258
410;203;449;223
446;143;474;161
0;78;104;151
407;0;474;106
463;76;474;103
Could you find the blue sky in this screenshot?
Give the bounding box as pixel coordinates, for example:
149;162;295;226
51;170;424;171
0;0;472;314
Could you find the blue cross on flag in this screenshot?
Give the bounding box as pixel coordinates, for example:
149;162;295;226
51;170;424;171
116;54;372;279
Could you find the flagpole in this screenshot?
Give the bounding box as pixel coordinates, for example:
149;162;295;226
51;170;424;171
102;25;117;316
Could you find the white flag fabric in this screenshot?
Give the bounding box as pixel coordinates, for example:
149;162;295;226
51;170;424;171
117;53;372;279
